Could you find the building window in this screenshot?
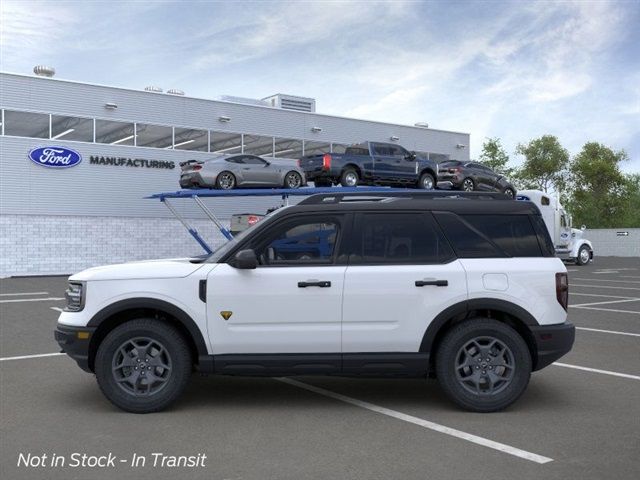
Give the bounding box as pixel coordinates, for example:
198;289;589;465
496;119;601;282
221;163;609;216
95;119;135;145
173;127;208;151
51;115;94;142
135;123;173;149
3;110;49;138
303;141;330;156
210;131;242;154
273;137;303;159
243;134;274;156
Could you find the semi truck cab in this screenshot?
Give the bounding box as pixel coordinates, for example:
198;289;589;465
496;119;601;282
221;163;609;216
517;190;594;265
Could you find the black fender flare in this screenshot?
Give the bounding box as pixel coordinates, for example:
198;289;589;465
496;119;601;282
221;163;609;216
87;298;209;357
419;298;538;353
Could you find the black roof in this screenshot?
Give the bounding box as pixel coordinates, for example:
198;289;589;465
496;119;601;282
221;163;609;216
286;191;539;216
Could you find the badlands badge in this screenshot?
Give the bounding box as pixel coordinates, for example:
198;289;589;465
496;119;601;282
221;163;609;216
220;311;233;321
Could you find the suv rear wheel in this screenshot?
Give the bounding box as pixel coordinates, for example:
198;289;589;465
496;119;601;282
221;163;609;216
95;319;192;413
462;178;475;191
435;318;531;412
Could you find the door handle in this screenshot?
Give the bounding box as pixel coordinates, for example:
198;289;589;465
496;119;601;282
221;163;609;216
415;279;448;287
298;280;331;288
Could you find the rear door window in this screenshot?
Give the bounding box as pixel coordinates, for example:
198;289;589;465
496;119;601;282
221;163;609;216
433;212;504;258
350;213;454;264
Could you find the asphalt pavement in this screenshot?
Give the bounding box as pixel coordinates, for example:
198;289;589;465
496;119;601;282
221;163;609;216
1;257;639;480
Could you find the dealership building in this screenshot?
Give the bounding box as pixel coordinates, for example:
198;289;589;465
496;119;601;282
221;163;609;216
0;70;470;276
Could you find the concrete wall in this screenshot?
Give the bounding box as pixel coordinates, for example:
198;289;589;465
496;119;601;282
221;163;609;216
586;228;640;258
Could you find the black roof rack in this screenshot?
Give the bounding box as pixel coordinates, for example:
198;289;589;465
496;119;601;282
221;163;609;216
298;190;509;205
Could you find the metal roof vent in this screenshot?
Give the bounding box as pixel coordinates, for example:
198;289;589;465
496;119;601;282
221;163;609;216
33;65;55;77
144;86;163;93
167;89;185;96
262;94;316;113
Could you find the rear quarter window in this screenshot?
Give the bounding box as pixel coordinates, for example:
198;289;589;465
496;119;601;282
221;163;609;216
461;214;543;257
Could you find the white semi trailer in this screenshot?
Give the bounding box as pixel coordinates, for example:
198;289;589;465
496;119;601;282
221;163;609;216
517;190;594;265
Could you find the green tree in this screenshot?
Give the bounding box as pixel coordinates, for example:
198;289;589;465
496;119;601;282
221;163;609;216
567;142;631;228
515;135;569;193
619;174;640;228
479;137;512;175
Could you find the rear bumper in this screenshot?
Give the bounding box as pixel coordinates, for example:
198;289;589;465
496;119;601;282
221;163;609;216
179;172;209;189
530;321;575;371
54;324;96;373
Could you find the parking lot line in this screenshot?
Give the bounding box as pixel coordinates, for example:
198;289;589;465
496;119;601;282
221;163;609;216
50;307;64;312
277;377;554;464
575;327;640;337
0;291;49;296
0;352;65;362
0;297;64;304
572;278;640;284
571;284;640;291
571;298;640;308
620;275;640;279
570;306;640;315
553;363;640;381
570;293;637;299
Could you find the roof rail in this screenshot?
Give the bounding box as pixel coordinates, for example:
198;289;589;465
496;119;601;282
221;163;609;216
298;190;510;205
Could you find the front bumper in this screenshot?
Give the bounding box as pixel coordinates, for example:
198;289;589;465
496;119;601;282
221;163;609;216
530;321;575;371
54;324;96;373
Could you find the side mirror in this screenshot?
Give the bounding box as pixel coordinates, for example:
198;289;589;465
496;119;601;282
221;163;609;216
405;153;416;161
581;225;586;231
232;249;258;269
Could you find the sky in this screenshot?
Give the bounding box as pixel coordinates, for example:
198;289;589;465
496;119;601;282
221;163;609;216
1;0;639;172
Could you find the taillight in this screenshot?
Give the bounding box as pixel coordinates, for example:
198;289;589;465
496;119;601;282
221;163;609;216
193;165;202;171
449;167;459;173
322;154;332;170
247;215;260;226
556;272;569;311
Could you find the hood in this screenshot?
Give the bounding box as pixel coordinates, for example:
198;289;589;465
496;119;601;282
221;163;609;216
69;258;206;281
571;228;584;240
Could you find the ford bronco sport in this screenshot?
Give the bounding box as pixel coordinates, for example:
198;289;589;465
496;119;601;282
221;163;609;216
55;191;574;413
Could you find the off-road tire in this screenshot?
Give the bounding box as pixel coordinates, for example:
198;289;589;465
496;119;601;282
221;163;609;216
435;318;531;412
95;319;192;414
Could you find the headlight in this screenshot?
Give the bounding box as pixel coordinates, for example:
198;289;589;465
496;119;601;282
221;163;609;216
64;282;85;312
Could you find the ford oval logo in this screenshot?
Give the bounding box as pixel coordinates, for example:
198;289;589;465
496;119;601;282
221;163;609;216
28;146;82;168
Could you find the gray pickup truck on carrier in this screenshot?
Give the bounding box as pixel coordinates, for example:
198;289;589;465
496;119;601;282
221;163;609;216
299;141;439;189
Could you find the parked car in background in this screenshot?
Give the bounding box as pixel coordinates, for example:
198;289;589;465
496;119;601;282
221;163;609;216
437;161;516;197
180;155;306;190
298;141;438;189
230;213;265;236
517;190;594;265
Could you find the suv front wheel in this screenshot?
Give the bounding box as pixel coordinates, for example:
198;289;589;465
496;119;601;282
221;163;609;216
95;319;192;413
435;318;531;412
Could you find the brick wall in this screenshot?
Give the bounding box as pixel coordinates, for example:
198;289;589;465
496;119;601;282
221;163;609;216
1;215;230;277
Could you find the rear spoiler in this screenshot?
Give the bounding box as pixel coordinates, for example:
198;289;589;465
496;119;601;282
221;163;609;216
179;159;203;168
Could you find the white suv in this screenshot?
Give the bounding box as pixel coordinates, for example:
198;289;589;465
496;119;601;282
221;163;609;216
55;191;575;413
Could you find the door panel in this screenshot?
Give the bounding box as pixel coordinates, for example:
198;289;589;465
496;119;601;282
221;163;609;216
207;213;349;355
207;264;345;354
342;262;467;352
341;212;468;353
